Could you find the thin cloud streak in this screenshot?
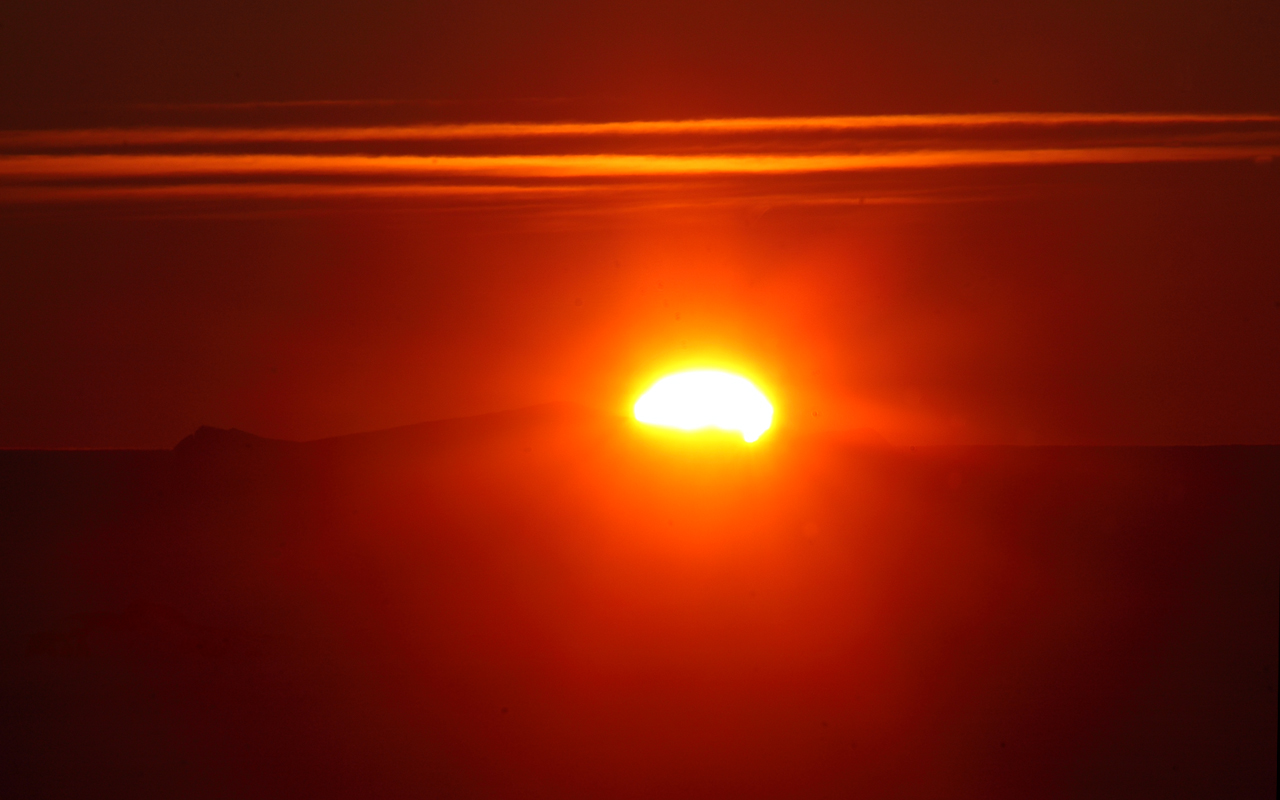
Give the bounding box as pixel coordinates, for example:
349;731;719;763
4;146;1278;183
0;186;678;223
0;181;1004;210
0;182;604;204
2;112;1278;150
4;112;1275;210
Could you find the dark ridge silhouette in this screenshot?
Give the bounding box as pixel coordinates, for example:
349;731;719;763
173;424;297;456
1;411;1276;799
173;402;606;459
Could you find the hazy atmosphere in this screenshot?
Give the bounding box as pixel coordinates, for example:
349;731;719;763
3;1;1278;447
2;4;1276;799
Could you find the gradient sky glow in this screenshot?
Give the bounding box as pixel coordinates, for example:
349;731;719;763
1;1;1277;447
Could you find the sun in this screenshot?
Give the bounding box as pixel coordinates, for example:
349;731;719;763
633;370;774;443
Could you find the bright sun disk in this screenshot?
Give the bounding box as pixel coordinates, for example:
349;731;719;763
633;370;774;443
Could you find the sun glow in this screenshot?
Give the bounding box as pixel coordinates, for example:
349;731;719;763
633;370;774;443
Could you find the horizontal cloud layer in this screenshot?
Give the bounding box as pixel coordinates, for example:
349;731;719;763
3;112;1278;149
2;113;1276;210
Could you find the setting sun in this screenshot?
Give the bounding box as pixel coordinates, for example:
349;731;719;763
633;370;774;442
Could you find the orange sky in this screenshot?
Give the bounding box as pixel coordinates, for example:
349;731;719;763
1;1;1278;447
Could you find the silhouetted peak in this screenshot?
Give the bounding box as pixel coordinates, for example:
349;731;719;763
173;425;295;456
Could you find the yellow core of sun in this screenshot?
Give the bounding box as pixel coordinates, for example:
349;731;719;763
633;370;774;443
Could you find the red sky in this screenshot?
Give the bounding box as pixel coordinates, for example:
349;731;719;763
2;1;1278;447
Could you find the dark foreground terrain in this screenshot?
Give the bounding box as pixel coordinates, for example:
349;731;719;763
2;406;1276;799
